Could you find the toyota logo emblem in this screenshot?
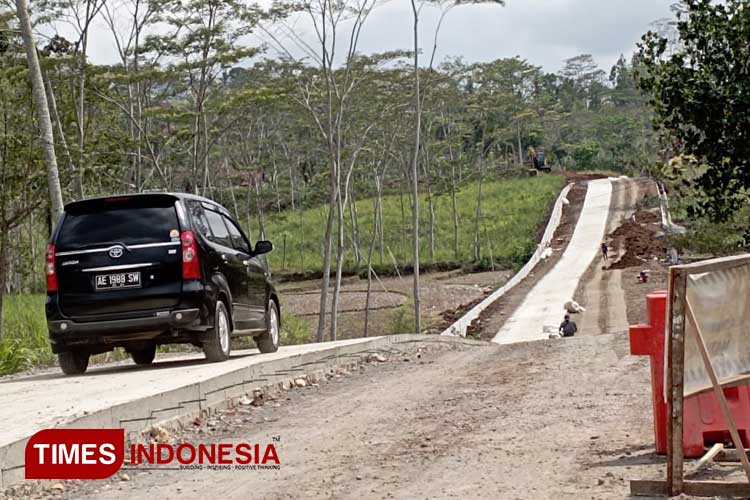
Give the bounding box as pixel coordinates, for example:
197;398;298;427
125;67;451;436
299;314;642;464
109;246;124;259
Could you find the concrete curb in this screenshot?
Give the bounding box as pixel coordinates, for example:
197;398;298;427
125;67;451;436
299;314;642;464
0;334;481;488
656;181;685;235
440;182;574;338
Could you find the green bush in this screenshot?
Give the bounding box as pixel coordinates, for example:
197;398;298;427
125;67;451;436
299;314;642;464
390;301;416;334
572;142;601;169
280;313;311;345
0;294;53;375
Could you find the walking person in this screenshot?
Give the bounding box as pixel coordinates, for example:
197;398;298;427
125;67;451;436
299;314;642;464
601;242;609;261
559;314;578;338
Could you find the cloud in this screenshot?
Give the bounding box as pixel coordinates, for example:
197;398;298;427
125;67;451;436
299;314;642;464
79;0;675;74
357;0;674;72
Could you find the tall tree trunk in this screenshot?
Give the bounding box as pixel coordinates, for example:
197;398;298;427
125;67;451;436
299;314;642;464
410;0;422;334
74;0;91;200
223;158;239;220
423;164;435;263
44;72;78;197
348;184;361;272
517;121;523;165
16;0;64;225
330;189;345;341
399;190;406;263
254;182;266;240
377;177;384;266
451;162;459;261
364;177;381;338
246;183;254;240
473;159;485;262
315;160;338;343
271;153;281;212
0;233;5;341
288;159;297;211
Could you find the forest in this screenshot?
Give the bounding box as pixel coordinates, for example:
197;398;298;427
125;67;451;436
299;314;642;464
0;0;659;358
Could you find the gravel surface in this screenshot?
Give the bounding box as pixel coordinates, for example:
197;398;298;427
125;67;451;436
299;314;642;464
15;334;684;500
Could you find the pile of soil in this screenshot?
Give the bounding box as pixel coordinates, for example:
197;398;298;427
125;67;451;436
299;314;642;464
632;210;660;224
430;295;488;335
608;210;667;270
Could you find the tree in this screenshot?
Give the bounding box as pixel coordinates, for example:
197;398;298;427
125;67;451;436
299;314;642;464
409;0;504;334
638;0;750;221
143;0;260;194
0;10;48;340
15;0;64;223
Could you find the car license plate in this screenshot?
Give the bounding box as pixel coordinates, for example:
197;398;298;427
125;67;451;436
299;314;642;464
95;272;141;291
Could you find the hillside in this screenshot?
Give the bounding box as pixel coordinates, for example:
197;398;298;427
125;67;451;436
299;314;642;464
261;174;564;275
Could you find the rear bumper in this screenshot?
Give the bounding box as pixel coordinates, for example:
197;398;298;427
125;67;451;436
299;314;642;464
49;308;200;335
48;309;202;353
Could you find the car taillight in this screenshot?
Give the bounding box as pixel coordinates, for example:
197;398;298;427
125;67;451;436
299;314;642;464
181;230;201;280
46;243;58;292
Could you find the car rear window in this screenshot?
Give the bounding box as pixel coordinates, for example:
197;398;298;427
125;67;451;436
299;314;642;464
57;198;180;250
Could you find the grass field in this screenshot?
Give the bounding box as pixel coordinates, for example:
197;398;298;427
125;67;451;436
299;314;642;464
263;174;564;274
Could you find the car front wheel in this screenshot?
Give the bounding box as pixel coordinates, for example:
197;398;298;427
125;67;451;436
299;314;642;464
58;349;90;375
256;299;280;354
203;300;232;362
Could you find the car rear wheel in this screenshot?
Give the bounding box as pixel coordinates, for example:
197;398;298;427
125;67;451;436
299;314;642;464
203;300;231;362
256;300;280;354
130;345;157;365
58;350;90;375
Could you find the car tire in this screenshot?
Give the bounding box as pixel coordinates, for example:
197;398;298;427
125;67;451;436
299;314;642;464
130;345;157;365
256;299;280;354
203;300;232;362
58;350;90;375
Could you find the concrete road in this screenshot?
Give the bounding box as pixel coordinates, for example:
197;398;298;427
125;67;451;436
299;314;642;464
492;178;613;344
0;339;378;450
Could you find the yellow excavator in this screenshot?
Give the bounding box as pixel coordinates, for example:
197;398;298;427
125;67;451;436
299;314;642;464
528;146;551;174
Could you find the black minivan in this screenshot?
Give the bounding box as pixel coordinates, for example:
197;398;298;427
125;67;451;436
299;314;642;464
45;193;280;375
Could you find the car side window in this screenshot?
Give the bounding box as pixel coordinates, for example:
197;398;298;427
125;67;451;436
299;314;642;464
204;209;232;248
223;216;251;254
187;201;213;241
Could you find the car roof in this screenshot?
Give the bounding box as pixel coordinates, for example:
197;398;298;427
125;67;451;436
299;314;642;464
64;192;233;217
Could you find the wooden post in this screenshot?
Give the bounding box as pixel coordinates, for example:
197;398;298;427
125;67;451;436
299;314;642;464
685;299;750;483
667;266;687;496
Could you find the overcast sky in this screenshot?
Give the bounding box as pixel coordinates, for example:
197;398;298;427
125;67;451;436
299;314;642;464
79;0;675;74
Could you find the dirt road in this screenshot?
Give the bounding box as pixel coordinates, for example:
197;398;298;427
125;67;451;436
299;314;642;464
575;178;642;337
6;176;689;500
44;333;671;500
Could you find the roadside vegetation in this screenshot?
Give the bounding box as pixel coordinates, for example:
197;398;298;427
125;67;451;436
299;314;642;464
0;295;51;374
637;1;750;257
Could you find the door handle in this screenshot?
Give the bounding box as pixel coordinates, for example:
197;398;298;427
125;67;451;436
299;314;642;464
242;259;250;266
221;254;228;262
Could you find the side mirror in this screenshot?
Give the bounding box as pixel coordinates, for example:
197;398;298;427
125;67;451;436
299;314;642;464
253;240;273;256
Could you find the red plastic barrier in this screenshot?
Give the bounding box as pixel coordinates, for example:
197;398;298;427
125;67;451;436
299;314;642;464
629;291;750;457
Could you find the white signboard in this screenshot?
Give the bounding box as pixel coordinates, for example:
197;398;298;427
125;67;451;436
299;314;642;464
683;262;750;396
